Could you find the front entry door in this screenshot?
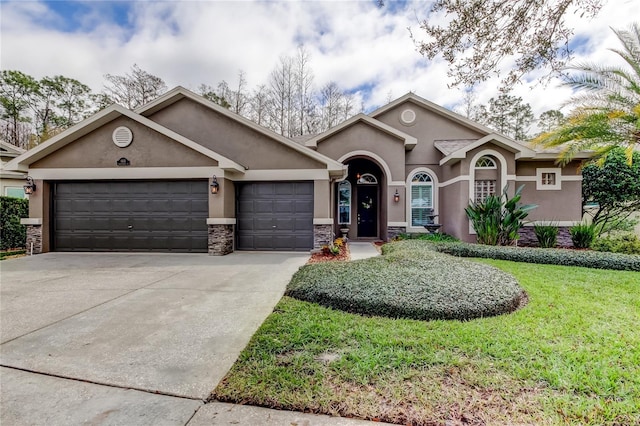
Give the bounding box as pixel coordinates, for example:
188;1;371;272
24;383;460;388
357;185;377;237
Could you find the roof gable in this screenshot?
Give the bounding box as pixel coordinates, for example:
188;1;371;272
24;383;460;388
5;104;245;173
370;93;497;137
305;114;417;151
137;87;345;176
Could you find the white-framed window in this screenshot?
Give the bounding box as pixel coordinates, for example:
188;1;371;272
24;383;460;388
4;187;26;199
475;156;497;169
474;180;496;203
338;181;351;225
536;168;561;190
410;172;433;227
357;173;377;184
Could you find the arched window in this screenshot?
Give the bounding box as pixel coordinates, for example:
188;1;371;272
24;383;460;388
474;155;497;202
410;172;433;227
475;156;497;169
338;181;351;224
357;173;378;184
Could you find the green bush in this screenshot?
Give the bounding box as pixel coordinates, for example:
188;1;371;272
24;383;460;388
570;223;596;248
0;196;28;250
465;184;536;245
592;234;640;255
533;223;558;248
431;241;640;271
286;240;527;321
394;232;458;242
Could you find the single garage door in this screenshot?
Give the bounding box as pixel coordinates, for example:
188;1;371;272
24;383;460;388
53;180;208;252
236;181;313;251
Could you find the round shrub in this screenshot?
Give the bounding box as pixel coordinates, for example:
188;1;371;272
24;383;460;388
286;240;527;321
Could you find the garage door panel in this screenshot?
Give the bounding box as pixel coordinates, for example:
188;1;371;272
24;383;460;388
53;180;208;253
236;182;313;251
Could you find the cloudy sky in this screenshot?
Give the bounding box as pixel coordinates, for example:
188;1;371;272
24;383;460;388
1;0;639;119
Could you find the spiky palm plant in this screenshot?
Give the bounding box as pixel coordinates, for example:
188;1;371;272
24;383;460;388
534;23;640;164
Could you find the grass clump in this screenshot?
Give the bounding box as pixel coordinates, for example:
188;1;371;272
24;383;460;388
570;222;596;248
286;240;526;321
214;261;640;425
431;241;640;271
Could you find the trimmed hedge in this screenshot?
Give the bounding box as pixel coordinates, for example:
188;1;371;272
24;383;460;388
286;240;527;321
431;241;640;272
0;196;28;250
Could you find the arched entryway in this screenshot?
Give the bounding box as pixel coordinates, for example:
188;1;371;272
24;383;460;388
337;157;386;240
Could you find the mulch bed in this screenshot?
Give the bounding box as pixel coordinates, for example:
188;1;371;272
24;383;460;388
307;244;350;264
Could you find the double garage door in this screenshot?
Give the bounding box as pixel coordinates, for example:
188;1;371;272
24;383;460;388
53;180;209;252
52;180;313;253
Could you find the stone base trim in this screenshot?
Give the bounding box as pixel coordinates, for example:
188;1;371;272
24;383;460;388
25;225;43;255
387;226;406;241
313;224;334;249
208;224;234;255
518;226;573;248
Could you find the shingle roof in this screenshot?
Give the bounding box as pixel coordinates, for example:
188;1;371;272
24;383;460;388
433;139;477;156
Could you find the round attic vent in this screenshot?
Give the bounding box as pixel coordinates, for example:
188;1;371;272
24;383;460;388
112;126;133;148
400;108;416;125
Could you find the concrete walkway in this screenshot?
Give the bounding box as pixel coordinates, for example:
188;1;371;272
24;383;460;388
348;241;381;260
1;252;391;426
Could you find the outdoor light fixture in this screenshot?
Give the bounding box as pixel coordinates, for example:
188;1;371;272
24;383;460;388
23;176;36;195
393;189;400;203
210;175;220;195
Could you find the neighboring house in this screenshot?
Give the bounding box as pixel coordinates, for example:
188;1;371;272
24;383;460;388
5;87;587;254
0;140;27;198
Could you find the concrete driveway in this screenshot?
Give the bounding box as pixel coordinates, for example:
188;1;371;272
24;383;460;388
0;251;309;425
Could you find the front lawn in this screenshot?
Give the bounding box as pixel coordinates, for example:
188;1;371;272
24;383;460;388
213;259;640;425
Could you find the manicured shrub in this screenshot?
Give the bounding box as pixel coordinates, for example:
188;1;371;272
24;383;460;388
431;241;640;271
570;223;596;248
287;240;527;321
0;196;28;250
394;232;458;242
592;233;640;255
533;223;558;248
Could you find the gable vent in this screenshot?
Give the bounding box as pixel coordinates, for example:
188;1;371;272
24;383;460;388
400;109;416;125
112;126;133;148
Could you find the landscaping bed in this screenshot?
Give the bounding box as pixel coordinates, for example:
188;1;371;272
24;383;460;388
213;258;640;425
288;240;527;321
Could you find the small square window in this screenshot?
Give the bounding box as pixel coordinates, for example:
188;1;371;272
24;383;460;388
536;168;561;190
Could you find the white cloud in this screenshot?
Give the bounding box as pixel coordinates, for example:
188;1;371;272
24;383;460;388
1;0;638;120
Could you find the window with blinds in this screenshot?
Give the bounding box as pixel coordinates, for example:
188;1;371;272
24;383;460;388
411;172;433;227
338;181;351;224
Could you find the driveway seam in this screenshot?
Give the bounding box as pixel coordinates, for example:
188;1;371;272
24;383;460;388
0;365;206;402
0;270;186;345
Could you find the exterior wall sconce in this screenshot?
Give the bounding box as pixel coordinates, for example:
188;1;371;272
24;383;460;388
210;175;220;195
393;189;400;203
24;176;36;195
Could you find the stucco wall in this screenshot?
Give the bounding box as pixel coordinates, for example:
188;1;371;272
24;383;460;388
315;122;406;182
148;98;325;170
31;116;217;169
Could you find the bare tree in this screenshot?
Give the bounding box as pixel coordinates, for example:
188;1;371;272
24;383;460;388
231;70;249;115
268;55;295;136
319;81;344;131
249;84;270;126
103;64;167;110
294;46;316;136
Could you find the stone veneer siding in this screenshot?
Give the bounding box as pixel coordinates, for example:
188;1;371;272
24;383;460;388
25;225;43;254
518;226;573;248
208;224;234;255
313;224;333;249
387;226;406;240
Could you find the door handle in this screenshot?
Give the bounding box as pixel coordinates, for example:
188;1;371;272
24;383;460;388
272;225;277;228
128;225;133;231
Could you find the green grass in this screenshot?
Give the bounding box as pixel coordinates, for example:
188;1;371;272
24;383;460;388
213;261;640;425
